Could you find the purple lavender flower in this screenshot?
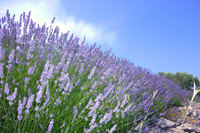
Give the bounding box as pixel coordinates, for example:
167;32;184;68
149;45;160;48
124;103;133;113
72;106;78;121
45;84;50;96
6;87;17;105
88;101;100;117
39;124;43;129
120;94;128;108
6;64;12;73
88;66;97;79
103;85;114;99
86;123;98;133
16;46;21;52
47;119;54;132
25;94;34;115
15;53;19;65
79;103;82;109
40;96;50;111
28;62;37;75
22;97;27;105
99;110;113;124
8;50;15;63
86;98;94;109
24;77;29;85
75;79;80;86
79;63;84;75
85;117;88;121
113;101;120;113
95;93;104;102
35;88;43;103
0;80;4;85
91;81;98;90
0;46;5;61
54;97;62;106
135;121;143;131
65;126;69;133
35;106;39;111
109;124;117;133
59;73;69;89
54;62;64;74
62;61;70;73
51;17;55;24
121;110;125;119
0;29;3;46
60;122;66;128
0;63;4;79
17;100;24;120
50;113;54;118
39;60;50;86
36;113;40;119
47;64;54;79
89;114;97;126
12;79;15;85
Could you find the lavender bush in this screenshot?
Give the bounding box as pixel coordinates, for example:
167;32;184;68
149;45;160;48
0;10;196;133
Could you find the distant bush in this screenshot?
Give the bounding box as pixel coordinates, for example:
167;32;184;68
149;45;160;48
158;72;200;91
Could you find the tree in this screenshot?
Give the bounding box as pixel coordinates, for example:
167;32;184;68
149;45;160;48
193;76;200;87
174;72;193;90
158;72;175;81
158;72;199;91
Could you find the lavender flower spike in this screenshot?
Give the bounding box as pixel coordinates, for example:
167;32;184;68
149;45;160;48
6;88;17;101
17;100;24;120
73;106;78;121
25;94;35;115
88;66;97;79
6;87;17;105
8;49;15;63
36;88;43;103
0;63;4;78
47;119;54;132
109;124;117;133
51;17;55;24
0;46;5;61
4;83;9;95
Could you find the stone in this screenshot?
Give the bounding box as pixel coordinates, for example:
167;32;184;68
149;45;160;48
143;98;200;133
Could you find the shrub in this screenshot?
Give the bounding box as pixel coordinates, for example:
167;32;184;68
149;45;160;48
0;10;195;133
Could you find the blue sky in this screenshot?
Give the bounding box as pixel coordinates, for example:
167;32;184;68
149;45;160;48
0;0;200;79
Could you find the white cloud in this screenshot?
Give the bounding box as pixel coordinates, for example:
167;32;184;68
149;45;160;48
0;0;121;50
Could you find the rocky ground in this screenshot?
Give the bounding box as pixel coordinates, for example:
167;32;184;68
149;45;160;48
144;97;200;133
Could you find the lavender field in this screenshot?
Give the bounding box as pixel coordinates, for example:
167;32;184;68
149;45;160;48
0;10;196;133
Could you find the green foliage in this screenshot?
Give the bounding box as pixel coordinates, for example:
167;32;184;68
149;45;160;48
158;72;200;91
193;76;200;87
